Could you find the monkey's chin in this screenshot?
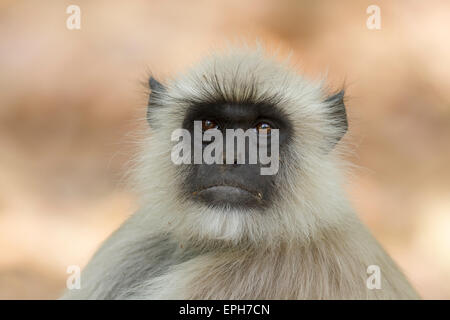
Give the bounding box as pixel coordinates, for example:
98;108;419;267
194;185;263;210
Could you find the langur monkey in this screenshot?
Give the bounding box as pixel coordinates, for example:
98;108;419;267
62;47;418;299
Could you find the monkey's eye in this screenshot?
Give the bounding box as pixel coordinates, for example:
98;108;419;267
202;119;219;131
255;122;272;134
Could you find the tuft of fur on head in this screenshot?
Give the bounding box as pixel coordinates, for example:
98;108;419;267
131;46;354;249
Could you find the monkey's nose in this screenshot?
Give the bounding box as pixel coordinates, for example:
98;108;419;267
222;152;240;165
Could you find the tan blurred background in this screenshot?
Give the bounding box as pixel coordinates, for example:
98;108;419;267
0;0;449;299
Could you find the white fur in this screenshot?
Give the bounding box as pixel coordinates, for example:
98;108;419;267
61;47;418;300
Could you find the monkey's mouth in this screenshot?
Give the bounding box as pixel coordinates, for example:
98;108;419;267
192;184;263;208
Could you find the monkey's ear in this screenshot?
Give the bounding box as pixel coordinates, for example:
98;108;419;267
147;76;166;125
324;90;348;148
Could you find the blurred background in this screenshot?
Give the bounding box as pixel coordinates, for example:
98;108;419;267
0;0;449;299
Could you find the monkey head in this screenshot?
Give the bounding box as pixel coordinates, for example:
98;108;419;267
136;48;348;246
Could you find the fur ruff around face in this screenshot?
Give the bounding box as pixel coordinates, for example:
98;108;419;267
136;47;351;247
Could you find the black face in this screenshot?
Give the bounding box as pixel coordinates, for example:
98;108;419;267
147;77;347;211
180;102;292;211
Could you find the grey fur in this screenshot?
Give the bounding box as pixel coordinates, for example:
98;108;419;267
61;47;419;300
